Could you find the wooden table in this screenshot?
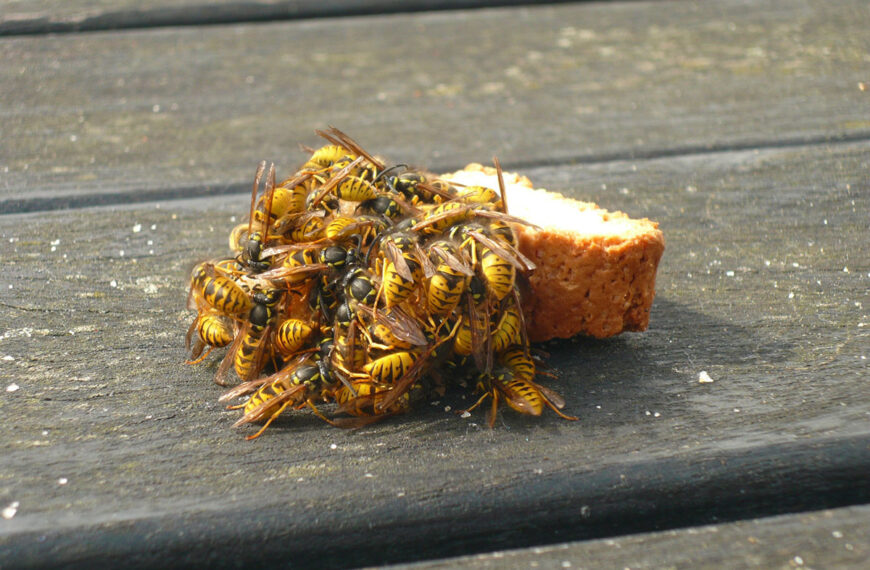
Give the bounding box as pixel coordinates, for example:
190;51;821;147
1;1;868;567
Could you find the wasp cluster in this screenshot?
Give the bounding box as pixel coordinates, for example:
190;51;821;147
186;128;575;438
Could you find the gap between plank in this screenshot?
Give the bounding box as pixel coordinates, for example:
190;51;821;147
2;433;868;568
2;131;869;215
0;0;582;37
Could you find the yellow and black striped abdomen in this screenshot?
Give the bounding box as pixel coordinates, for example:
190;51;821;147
364;351;417;384
427;265;469;315
491;306;522;353
333;329;367;372
457;185;501;208
420;201;470;234
499;346;535;383
487;220;516;247
234;327;267;381
197;312;234;348
303;145;350;170
369;321;413;350
452;318;473;356
479;247;515;301
497;374;544;416
335;176;379;202
234;290;283;380
270;185;307;219
382;259;420;307
325;216;358;241
243;379;289;416
274;318;314;356
289;216;324;243
192;265;251;315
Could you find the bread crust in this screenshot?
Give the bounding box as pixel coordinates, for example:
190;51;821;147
443;164;665;342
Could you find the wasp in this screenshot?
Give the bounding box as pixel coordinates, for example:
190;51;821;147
243;170;312;251
455;185;502;209
332;375;429;427
449;274;494;374
229;359;337;439
362;351;420;386
306;155;367;209
334;378;408;417
464;347;577;427
425;239;474;316
274;318;316;357
446;219;536;301
228;223;250;255
356;195;407;221
306;127;387;207
238;161;279;273
188;261;252;316
366;221;432;309
214;287;284;386
355;305;425;352
315;127;385;175
330;303;368;374
258;242;355;288
287;213;326;243
307;275;340;323
370;319;462;413
378;249;422;308
325;215;388;244
459;159;535;299
302;144;351;172
185;310;234;364
385;170;457;205
333;175;381;202
490;297;524;354
256;245;327;287
186;259;251;370
342;266;378;307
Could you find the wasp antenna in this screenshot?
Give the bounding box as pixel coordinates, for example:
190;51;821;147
493;156;508;214
249;160;267;234
265;162;277;237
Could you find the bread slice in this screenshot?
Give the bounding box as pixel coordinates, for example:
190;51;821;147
442;163;664;342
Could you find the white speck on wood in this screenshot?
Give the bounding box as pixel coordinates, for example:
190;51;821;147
1;502;19;520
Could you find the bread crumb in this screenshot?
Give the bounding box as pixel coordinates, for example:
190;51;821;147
1;502;19;520
698;371;714;383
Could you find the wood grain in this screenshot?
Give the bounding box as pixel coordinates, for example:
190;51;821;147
0;141;866;567
2;0;869;211
400;505;870;569
0;1;572;35
1;0;868;566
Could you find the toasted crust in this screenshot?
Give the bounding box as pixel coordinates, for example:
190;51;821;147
443;163;665;342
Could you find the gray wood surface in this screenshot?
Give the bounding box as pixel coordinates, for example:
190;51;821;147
1;140;867;567
394;504;870;569
1;0;868;567
2;0;869;212
0;1;566;35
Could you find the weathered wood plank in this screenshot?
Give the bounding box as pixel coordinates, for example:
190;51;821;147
2;0;869;211
395;504;870;569
0;140;866;567
2;1;575;36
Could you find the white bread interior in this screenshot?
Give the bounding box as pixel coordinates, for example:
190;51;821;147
443;163;665;341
